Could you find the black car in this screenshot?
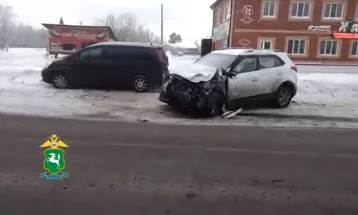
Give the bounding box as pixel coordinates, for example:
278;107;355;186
41;42;169;92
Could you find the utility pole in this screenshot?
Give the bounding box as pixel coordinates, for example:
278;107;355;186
161;3;164;44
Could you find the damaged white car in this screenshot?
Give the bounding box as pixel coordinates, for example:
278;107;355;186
159;48;298;116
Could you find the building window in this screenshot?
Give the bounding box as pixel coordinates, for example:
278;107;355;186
217;8;222;24
319;40;338;55
351;41;358;56
262;0;276;17
226;3;231;20
223;4;230;20
260;40;272;49
323;3;344;19
291;2;310;18
287;39;306;55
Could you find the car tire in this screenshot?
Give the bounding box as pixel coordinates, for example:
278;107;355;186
52;73;70;89
205;92;225;116
274;85;293;108
132;75;147;92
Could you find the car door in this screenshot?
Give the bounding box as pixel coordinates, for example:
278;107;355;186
102;46;137;88
227;55;260;101
70;46;107;86
254;55;284;95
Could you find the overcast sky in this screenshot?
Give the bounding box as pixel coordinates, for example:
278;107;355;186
2;0;214;42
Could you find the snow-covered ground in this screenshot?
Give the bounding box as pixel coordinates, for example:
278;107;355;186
1;48;358;128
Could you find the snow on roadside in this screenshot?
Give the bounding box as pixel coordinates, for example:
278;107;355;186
0;48;358;127
295;73;358;105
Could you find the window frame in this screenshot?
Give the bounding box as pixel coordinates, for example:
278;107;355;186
223;4;229;21
257;37;276;50
226;3;231;20
217;7;222;24
261;0;278;19
349;40;358;58
285;37;309;57
258;55;279;70
233;56;259;74
322;1;346;21
289;1;312;20
78;46;104;61
317;38;341;58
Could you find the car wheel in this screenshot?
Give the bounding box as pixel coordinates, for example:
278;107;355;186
206;92;225;116
52;73;69;89
275;85;293;108
132;75;147;92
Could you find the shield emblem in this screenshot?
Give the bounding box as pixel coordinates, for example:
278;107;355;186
43;148;65;174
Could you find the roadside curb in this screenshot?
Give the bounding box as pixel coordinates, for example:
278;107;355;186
239;112;358;123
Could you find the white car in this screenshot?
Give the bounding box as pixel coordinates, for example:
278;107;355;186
159;48;298;115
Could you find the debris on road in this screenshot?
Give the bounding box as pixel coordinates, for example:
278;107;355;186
222;108;243;119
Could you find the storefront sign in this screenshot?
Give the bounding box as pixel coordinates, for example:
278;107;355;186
332;21;358;39
49;28;108;40
242;5;253;16
308;25;331;32
338;21;358;33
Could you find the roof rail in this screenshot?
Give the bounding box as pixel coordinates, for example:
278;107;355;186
219;47;253;50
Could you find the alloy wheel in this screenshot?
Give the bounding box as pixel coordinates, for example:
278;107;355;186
53;74;68;88
133;76;147;92
278;88;292;106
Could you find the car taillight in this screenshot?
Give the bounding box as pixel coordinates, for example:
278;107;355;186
156;49;163;61
291;65;298;72
156;48;168;66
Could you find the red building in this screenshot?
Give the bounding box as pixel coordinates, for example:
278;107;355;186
42;23;117;56
210;0;358;63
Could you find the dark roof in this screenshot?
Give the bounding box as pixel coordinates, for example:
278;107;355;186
89;41;165;48
210;0;224;9
41;23;117;40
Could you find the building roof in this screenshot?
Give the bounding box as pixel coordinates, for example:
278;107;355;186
41;23;117;40
210;0;224;9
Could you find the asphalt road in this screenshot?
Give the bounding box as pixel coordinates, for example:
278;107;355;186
1;113;358;215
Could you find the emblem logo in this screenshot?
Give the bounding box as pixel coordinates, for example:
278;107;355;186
39;134;69;180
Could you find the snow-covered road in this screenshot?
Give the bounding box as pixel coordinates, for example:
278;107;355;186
1;48;358;128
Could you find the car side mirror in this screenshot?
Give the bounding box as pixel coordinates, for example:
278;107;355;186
222;69;237;78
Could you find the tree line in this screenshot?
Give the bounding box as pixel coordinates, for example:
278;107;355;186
0;4;160;51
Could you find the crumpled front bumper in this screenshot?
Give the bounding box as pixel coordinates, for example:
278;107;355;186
159;75;209;108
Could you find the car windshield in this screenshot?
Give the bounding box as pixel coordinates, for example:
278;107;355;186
194;53;237;69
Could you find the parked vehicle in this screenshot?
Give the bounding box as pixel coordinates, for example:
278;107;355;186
41;42;169;92
159;48;297;115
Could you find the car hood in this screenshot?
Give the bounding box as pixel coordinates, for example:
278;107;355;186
169;63;218;83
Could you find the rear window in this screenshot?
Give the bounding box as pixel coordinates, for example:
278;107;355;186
275;53;292;65
194;53;237;69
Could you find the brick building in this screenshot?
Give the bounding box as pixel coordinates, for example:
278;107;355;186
210;0;358;63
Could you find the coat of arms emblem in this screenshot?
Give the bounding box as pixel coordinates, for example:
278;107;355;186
40;134;69;180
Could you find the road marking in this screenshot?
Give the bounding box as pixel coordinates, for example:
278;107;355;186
1;136;358;159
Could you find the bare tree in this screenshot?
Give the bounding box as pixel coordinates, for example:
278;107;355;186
0;4;15;51
96;13;160;43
